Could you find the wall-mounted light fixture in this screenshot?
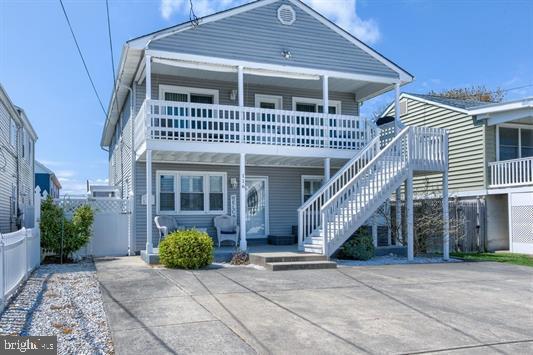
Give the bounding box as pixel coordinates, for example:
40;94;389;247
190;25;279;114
230;177;238;189
230;89;237;101
281;50;292;60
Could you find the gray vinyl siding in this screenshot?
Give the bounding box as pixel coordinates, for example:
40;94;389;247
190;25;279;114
133;162;323;252
148;0;398;79
135;74;359;116
0;102;18;233
387;98;486;193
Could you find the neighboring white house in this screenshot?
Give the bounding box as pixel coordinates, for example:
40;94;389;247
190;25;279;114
101;0;449;262
0;83;38;233
383;93;533;254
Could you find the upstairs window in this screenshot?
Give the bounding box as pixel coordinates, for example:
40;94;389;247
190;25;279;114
521;129;533;158
160;85;218;105
9;119;16;148
498;126;533;160
293;97;341;115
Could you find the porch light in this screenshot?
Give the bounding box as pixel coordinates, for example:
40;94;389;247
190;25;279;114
230;177;238;189
230;89;237;101
281;50;292;59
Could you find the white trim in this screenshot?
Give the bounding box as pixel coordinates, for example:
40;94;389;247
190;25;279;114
301;175;324;204
158;85;219;104
245;175;270;239
469;97;533;116
292;96;341;114
254;94;283;109
155;170;227;215
146;50;401;85
381;93;470;117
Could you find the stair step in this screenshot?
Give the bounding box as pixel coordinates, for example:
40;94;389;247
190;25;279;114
303;244;323;253
265;260;337;271
249;252;326;267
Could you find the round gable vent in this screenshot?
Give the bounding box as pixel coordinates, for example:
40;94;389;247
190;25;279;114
277;5;296;25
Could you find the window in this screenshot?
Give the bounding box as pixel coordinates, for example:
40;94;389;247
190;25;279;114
498;126;533;160
159;85;219;104
156;171;226;214
9;119;16;148
21;129;26;158
255;94;282;110
292;97;341;115
302;176;324;203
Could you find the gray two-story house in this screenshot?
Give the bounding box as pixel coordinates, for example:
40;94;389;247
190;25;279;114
101;0;449;262
382;93;533;254
0;84;38;233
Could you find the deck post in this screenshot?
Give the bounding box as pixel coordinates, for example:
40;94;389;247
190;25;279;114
238;66;244;143
394;82;403;246
372;215;378;247
146;149;153;254
324;158;331;182
239;153;247;250
406;170;414;261
443;133;450;260
145;55;151;100
322;75;329;147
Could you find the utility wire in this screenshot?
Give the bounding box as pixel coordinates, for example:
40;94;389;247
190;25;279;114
105;0;120;116
189;0;199;28
59;0;107;117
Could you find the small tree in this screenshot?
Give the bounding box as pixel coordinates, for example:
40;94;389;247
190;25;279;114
428;85;504;103
40;196;94;261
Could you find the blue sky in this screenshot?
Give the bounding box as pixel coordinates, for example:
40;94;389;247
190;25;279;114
1;0;532;194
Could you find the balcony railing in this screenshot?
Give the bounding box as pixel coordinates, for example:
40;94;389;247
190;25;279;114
134;99;373;152
489;156;533;187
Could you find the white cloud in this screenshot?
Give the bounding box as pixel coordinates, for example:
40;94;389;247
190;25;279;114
160;0;380;44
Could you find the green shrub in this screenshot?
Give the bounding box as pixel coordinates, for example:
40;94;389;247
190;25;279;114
159;229;214;269
40;196;94;261
338;229;375;261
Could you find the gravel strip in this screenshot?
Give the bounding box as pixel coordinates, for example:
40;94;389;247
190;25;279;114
336;255;462;267
0;260;114;354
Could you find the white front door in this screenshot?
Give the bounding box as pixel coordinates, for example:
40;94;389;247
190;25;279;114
245;177;269;239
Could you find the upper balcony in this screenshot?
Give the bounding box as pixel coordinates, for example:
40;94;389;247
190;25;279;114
134;98;375;161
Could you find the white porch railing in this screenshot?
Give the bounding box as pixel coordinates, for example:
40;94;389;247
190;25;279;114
134;99;373;152
489;157;533;187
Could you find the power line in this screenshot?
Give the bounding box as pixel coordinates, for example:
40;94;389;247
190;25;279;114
105;0;119;116
500;84;533;93
59;0;107;117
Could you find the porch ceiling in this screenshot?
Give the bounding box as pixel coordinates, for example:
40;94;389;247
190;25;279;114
151;62;386;98
138;150;348;168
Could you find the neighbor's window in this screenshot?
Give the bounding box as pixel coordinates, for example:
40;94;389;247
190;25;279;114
521;129;533;158
9;119;16;148
498;126;533;160
302;176;324;203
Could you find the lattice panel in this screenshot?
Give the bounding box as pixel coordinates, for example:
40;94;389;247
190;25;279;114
55;198;130;215
511;206;533;244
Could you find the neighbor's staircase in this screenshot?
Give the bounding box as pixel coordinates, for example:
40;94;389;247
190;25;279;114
298;126;447;256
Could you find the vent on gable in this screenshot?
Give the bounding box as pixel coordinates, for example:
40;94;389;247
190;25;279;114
278;5;296;25
400;100;408;115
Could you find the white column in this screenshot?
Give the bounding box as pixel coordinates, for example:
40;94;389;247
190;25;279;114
322;75;329;147
395;188;402;245
372;215;378;248
406;171;414;261
145;55;151;100
239;153;247;250
324;158;331;181
394;82;401;134
146;149;153;254
238;66;244;143
443;132;450;260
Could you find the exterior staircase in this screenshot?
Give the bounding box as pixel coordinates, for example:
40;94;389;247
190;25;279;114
298;126;447;257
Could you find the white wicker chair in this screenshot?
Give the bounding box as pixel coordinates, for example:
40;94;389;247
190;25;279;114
214;215;239;247
154;216;181;245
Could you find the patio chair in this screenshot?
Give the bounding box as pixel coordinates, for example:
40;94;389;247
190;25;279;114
154;216;181;245
214;214;239;248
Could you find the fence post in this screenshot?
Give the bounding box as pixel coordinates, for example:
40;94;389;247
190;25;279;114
0;234;4;312
26;228;31;274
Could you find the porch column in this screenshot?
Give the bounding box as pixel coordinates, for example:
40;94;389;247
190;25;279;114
323;158;331;181
394;82;401;133
372;215;378;248
443;133;450;260
239;153;247;250
322;75;329;147
396;188;403;245
238;65;244;143
146;149;153;254
145;55;151;100
406;171;414;261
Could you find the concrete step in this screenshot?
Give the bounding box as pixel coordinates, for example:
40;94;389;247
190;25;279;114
249;252;327;266
303;244;323;254
265;260;337;271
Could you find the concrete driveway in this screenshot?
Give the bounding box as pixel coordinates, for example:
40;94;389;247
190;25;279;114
95;257;533;354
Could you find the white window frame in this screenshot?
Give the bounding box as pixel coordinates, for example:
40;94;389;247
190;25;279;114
9;118;17;149
254;94;283;109
156;170;227;215
496;124;533;161
301;175;324;203
158;85;219;104
292;97;342;114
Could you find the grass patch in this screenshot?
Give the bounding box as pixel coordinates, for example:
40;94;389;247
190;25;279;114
451;252;533;267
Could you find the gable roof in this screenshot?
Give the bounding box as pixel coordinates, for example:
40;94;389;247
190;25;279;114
0;83;38;140
35;161;62;189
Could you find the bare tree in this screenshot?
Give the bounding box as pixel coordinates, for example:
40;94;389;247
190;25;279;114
428;85;505;103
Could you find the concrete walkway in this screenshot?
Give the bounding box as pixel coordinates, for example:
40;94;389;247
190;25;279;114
95;257;533;354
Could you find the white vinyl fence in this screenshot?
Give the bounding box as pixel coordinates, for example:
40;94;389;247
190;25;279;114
0;188;42;312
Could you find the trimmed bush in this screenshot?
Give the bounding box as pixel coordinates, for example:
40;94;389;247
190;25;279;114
159;229;214;269
338;229;375;261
